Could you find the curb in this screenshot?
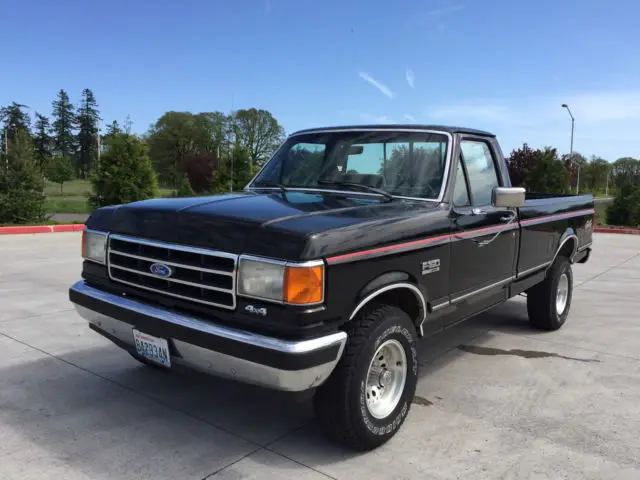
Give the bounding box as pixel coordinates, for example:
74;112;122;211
0;224;86;235
594;227;640;235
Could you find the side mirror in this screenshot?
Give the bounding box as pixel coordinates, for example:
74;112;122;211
492;187;525;208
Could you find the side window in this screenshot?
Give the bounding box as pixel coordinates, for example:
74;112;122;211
460;140;500;206
452;158;470;206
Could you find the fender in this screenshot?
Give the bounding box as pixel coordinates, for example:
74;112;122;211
348;271;428;335
357;271;412;300
552;229;579;265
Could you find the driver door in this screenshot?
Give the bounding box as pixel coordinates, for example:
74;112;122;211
446;138;519;326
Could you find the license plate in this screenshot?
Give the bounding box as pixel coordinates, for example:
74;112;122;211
132;329;171;368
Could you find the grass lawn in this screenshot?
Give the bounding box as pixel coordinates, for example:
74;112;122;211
594;202;609;226
44;179;175;215
45;197;92;214
45;179;173;198
45;179;92;197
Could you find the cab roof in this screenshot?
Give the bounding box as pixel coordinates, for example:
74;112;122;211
290;124;495;137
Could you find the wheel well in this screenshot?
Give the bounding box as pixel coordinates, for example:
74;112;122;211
557;236;577;261
370;288;422;327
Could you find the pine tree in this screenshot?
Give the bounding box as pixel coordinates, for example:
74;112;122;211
76;88;100;178
51;89;76;159
1;102;31;158
89;133;158;209
33;113;53;168
0;129;47;224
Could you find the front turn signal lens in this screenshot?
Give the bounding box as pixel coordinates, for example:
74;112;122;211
284;264;324;305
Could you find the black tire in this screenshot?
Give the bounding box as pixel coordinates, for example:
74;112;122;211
527;255;573;331
312;302;419;451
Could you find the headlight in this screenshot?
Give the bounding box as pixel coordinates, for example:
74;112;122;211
237;256;324;305
82;230;108;264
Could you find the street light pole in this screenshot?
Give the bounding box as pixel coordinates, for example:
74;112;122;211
561;103;578;193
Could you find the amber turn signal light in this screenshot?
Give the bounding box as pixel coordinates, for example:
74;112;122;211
283;264;324;305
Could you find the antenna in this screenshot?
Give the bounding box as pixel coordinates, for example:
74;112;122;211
229;93;235;192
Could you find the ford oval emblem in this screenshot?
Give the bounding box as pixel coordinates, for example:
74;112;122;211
150;263;172;278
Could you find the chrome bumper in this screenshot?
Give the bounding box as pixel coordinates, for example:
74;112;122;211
69;281;347;392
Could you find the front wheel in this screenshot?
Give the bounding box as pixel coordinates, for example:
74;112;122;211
527;256;573;331
313;303;419;451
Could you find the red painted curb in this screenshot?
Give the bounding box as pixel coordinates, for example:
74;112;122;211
594;227;640;235
53;224;86;233
0;224;85;235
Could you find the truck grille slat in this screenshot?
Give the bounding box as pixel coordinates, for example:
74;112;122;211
107;234;237;310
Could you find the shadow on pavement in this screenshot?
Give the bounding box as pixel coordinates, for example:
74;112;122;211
0;297;559;478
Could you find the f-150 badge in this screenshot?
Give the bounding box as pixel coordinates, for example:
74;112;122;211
422;259;440;275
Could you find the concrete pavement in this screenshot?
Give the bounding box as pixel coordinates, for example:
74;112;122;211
0;232;639;479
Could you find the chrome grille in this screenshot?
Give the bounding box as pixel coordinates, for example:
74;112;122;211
107;234;237;310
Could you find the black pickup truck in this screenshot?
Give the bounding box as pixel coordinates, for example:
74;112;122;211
69;125;594;450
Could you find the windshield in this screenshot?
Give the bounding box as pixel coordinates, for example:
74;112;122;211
250;130;450;200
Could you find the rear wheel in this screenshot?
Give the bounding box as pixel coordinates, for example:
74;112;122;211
527;256;573;331
313;303;419;451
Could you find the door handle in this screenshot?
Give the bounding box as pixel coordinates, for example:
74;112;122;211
500;212;516;222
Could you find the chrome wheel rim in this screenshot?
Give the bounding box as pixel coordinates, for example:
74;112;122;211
556;272;569;315
365;339;407;419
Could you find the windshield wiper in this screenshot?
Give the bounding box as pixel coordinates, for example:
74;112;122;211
316;180;393;202
253;180;288;194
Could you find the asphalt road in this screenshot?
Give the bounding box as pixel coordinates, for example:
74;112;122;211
1;232;639;479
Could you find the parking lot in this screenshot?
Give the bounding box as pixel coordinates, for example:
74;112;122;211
1;232;639;479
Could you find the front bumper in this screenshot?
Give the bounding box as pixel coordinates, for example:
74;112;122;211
69;280;347;392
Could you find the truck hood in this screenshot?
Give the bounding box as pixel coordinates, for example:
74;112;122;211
86;190;443;260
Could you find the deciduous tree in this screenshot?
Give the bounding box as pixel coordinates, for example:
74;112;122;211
45;156;75;194
505;143;537;187
611;157;640;189
231;108;285;169
184;152;218;194
524;147;570;194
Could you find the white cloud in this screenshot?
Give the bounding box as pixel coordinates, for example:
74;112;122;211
359;113;394;124
358;72;395;99
425;5;464;16
559;92;640;122
405;69;415;88
404;114;417;122
424;91;640;159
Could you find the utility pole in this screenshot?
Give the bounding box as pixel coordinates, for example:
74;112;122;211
561;104;578;193
3;128;7;170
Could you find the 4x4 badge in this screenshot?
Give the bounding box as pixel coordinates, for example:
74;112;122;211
245;305;267;316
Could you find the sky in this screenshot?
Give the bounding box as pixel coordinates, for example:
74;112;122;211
2;0;640;160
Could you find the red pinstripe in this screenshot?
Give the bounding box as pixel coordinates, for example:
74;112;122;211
326;208;595;264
